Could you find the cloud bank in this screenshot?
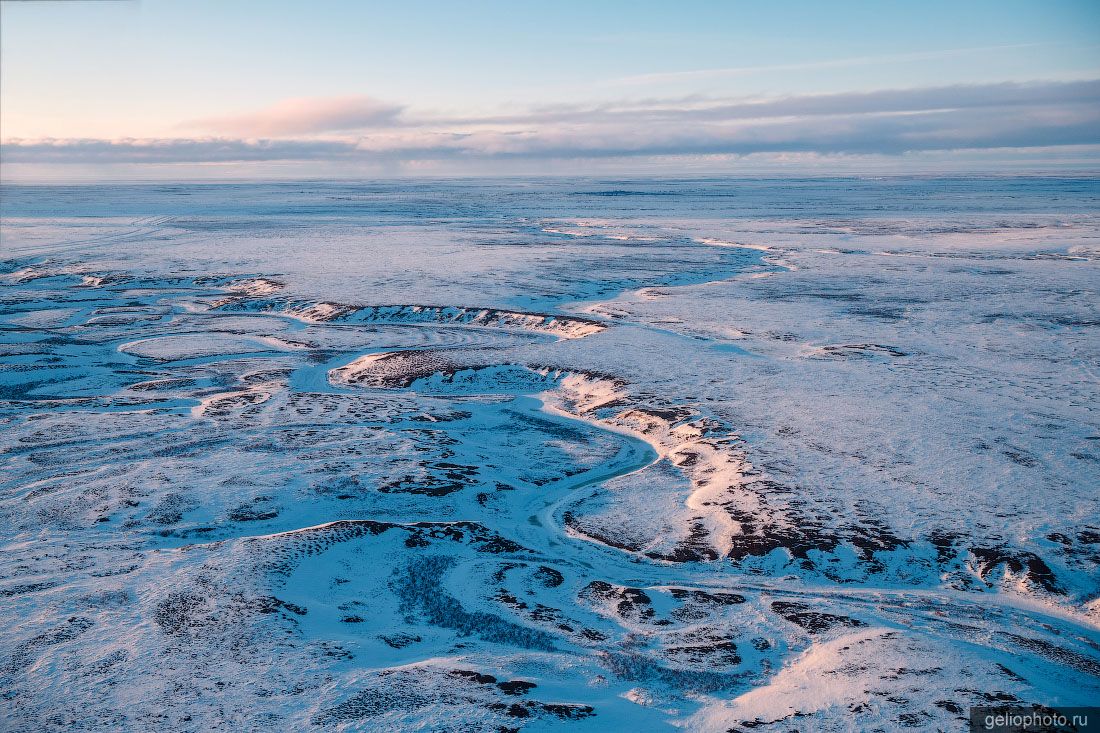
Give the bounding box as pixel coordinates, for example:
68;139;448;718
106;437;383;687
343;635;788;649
4;80;1098;172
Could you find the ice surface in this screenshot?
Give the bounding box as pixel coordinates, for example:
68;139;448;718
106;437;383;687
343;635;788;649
1;178;1098;731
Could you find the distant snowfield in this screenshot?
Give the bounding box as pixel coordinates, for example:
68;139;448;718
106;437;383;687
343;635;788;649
1;178;1098;731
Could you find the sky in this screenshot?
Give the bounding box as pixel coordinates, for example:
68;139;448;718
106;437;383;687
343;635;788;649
1;0;1099;179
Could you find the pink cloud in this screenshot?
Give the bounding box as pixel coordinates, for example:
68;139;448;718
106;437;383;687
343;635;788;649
184;96;404;136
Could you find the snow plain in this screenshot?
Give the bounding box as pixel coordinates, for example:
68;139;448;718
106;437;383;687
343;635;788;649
1;178;1098;731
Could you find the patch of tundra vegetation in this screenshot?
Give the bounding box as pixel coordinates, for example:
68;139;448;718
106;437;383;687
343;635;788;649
1;178;1098;731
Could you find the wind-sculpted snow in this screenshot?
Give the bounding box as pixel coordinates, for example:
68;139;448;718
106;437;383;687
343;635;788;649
216;297;606;339
1;178;1098;732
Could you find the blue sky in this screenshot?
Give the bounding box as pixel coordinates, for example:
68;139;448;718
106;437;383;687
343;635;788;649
2;0;1099;178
